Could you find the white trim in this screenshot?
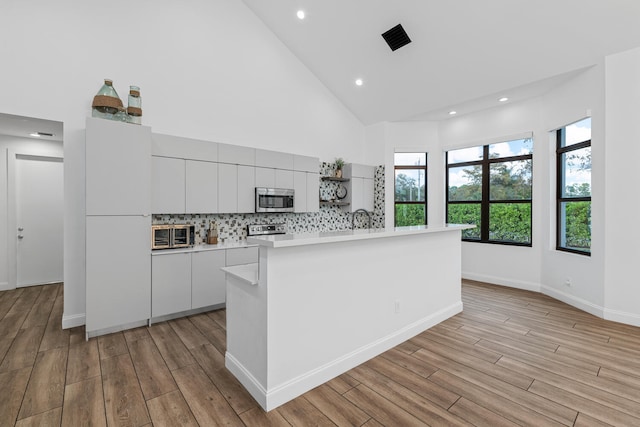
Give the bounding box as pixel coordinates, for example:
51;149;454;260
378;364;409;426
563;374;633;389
603;308;640;328
462;272;541;292
441;131;534;152
86;319;147;339
226;302;462;411
62;313;86;330
540;285;604;318
0;281;12;291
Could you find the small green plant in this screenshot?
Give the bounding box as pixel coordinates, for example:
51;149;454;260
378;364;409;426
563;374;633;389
334;157;345;170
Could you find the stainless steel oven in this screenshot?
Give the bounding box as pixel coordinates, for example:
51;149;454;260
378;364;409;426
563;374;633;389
255;188;294;213
151;224;195;250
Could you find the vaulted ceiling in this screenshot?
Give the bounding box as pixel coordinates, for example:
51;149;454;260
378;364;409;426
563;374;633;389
242;0;640;125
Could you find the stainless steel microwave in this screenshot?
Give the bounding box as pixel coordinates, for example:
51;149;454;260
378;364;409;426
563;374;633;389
255;187;294;213
151;224;195;250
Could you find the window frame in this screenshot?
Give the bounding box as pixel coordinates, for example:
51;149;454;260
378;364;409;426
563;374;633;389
446;142;533;246
556;126;591;256
394;153;428;226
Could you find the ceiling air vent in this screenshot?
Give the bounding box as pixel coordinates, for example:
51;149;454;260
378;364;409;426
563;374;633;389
381;24;412;51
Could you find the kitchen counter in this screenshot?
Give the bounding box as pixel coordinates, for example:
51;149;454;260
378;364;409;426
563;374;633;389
151;240;257;255
246;224;473;248
225;223;471;411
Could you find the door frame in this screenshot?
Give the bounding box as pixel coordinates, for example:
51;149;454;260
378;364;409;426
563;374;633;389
6;148;64;289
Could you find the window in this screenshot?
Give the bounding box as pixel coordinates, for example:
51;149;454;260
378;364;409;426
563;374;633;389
556;118;591;255
394;153;427;226
446;138;533;245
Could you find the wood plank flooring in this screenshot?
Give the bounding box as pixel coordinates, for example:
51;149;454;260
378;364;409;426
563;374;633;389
1;281;640;426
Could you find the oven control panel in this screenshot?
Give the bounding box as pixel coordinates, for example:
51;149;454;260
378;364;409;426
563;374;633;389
247;223;287;236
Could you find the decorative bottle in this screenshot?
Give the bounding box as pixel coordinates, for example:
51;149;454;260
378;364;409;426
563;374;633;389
91;79;124;120
126;86;142;125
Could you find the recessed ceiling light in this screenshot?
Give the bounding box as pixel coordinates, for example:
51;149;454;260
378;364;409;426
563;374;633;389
355;78;363;86
296;10;305;19
449;111;457;115
498;97;509;102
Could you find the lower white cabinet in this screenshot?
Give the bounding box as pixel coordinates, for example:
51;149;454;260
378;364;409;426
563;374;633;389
192;250;226;309
151;246;258;319
152;252;192;317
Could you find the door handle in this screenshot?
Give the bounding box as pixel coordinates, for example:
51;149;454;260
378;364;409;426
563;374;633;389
17;234;24;239
18;227;24;231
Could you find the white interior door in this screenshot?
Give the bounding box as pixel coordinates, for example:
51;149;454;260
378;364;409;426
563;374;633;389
15;154;63;287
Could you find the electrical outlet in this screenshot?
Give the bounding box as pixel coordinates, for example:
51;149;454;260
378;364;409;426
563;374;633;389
395;300;400;314
564;278;572;287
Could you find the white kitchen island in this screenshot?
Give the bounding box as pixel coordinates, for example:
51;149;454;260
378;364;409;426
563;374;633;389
222;224;473;411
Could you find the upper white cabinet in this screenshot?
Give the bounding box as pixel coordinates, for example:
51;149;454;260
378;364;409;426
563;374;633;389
238;165;256;213
86;118;151;216
218;163;239;213
343;163;375;212
255;167;276;188
293;171;307;213
152;133;218;161
306;172;320;212
293;155;318;173
219;143;255;166
275;169;294;189
152;156;186;214
186;160;218;214
256;149;294;170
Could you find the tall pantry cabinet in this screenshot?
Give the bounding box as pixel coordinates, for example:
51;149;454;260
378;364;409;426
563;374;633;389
85;117;152;338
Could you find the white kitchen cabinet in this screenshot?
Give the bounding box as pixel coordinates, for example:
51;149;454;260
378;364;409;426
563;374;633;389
306;172;320;212
293;171;307;212
192;250;226;309
86;215;151;335
152;133;218;161
256;149;294;170
219;143;255;165
275;169;294;189
255;167;276;188
86;117;151;216
186;160;218;213
238;165;256;213
218;163;238;213
152;252;192;317
152;156;186;214
226;246;259;266
293;155;318;173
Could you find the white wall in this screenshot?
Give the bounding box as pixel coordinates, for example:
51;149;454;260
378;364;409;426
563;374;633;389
0;136;63;290
0;0;365;326
604;47;640;326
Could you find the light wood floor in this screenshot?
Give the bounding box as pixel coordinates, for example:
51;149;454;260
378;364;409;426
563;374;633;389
1;281;640;426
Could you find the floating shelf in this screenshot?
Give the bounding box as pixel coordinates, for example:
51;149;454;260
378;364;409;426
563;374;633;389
320;201;350;206
321;176;350;182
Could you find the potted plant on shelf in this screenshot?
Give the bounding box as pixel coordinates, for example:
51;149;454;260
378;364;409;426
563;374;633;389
334;157;345;178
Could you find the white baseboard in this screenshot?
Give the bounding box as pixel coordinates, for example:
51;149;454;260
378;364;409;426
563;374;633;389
226;301;463;411
603;308;640;327
540;285;605;318
62;313;86;329
462;272;541;292
0;282;12;291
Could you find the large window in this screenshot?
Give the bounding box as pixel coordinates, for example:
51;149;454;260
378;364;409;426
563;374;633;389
447;138;533;245
394;152;427;226
556;118;591;255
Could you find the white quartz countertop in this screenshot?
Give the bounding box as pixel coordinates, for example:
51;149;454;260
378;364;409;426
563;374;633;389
247;224;474;248
221;263;259;286
151;241;257;256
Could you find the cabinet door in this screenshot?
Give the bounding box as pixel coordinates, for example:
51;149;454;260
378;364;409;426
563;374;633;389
226;247;259;266
350;177;364;211
192;250;226;309
152;253;192;317
86;117;151;215
255;167;275;188
86;216;151;334
275;169;294;190
152;156;185;214
218;163;238;213
363;177;375;211
255;149;293;169
293;171;307;213
306;172;320;212
186;160;218;214
238;165;256;213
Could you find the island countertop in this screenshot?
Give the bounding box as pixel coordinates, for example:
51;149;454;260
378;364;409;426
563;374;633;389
246;223;474;248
